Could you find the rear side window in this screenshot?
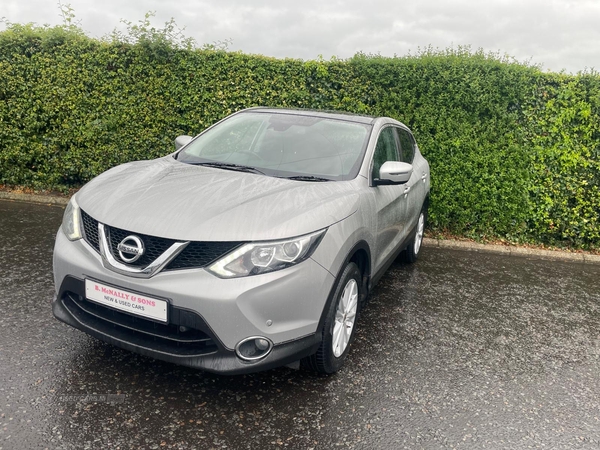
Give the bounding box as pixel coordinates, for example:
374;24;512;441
371;127;399;181
397;128;416;164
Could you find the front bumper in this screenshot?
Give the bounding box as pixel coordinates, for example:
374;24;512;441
53;277;320;374
52;229;335;374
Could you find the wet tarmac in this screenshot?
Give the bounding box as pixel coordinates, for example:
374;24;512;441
1;198;599;449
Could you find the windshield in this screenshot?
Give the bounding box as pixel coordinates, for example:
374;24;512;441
176;112;372;181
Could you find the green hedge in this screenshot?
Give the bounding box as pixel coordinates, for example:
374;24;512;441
1;24;599;248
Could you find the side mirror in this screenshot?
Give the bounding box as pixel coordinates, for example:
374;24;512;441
174;135;193;151
377;161;413;185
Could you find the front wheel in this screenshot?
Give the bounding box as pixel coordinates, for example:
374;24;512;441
302;262;361;374
402;208;426;264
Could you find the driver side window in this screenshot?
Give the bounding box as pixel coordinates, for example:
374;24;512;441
371;127;399;181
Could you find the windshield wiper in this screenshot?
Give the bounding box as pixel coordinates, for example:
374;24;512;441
282;175;332;182
190;162;266;175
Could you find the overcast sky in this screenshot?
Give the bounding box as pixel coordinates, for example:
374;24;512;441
2;0;599;73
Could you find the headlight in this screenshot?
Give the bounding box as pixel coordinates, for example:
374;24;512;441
207;229;326;278
62;196;82;241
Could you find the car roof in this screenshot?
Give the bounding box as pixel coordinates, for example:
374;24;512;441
241;107;378;125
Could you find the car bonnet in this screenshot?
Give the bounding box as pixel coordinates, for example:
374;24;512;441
76;157;359;242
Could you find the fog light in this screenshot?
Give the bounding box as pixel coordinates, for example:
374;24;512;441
255;338;269;351
235;336;273;361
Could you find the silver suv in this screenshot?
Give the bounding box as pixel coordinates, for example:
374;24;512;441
52;108;430;374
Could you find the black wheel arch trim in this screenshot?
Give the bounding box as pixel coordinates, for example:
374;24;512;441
316;240;372;333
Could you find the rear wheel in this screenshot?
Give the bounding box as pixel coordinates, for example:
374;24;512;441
302;262;361;374
402;207;426;264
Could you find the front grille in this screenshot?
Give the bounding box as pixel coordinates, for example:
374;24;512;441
166;241;243;270
80;209;242;271
62;293;218;356
107;225;176;268
81;210;100;252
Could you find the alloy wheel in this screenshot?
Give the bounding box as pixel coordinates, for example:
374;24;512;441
414;212;424;255
332;278;358;357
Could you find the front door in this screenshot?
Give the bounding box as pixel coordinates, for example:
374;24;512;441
370;126;410;272
397;128;423;232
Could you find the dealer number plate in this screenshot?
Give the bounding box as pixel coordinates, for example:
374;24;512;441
84;279;168;323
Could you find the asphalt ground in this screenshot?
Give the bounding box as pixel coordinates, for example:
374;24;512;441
1;199;599;449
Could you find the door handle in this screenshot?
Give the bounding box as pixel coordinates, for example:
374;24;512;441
421;173;427;183
403;186;411;197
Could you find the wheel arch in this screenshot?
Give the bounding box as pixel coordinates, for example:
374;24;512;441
316;240;372;333
348;243;371;306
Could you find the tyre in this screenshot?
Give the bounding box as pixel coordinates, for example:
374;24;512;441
302;262;361;374
402;207;426;264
